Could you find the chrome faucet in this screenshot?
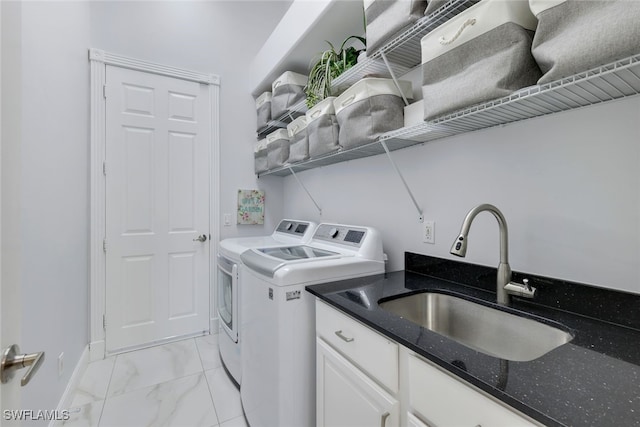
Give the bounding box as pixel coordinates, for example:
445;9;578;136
450;204;536;306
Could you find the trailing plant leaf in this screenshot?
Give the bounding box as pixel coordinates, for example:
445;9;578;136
304;35;366;109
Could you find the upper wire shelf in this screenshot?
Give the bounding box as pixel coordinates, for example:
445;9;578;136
259;54;640;178
332;0;480;90
256;100;307;139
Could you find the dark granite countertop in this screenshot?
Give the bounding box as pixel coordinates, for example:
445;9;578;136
306;253;640;427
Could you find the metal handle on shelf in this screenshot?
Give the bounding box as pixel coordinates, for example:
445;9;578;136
1;344;45;386
380;412;390;427
334;330;354;343
193;234;207;242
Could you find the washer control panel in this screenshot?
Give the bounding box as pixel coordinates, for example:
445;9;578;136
313;224;367;247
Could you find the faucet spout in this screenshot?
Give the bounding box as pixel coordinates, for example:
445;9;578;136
450;204;512;305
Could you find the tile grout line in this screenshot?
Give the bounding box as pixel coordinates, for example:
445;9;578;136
96;355;118;427
197;336;223;427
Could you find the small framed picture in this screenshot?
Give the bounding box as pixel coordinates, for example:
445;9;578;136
237;189;265;225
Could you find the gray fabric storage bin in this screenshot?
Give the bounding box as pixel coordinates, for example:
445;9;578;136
265;129;290;170
334;78;413;150
365;0;428;55
305;97;341;158
271;71;308;119
256;92;272;130
421;0;540;120
530;0;640;85
287;116;309;163
254;139;268;175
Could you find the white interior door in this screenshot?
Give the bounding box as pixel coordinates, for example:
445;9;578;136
105;65;211;352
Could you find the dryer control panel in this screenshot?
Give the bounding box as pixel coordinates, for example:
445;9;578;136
276;220;311;237
313;224;367;247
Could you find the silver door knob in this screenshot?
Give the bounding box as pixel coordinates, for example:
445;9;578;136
1;344;45;386
193;234;207;242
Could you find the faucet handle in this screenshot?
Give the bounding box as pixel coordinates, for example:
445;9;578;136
504;278;537;299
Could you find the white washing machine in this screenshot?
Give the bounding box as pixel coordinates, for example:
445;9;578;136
239;223;385;427
217;219;317;386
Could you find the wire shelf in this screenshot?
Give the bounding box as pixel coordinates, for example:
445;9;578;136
381;54;640;144
260;54;640;178
256;100;307;139
332;0;479;89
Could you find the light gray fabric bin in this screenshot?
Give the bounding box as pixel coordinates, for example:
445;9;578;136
306;115;341;158
531;0;640;85
271;71;308;119
336;94;406;149
266;129;290;170
287;116;309;163
256;92;272;130
305;96;341;158
254;139;268;175
421;0;540;120
365;0;428;55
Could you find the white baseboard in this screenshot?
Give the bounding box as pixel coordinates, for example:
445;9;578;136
50;345;89;427
210;317;219;335
89;340;105;362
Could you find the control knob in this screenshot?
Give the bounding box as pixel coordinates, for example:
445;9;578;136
328;227;339;238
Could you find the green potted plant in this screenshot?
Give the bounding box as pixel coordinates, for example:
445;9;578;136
305;35;366;109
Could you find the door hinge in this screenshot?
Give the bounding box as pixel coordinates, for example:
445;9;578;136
102;161;106;176
103;85;107;99
103;239;107;253
102;315;106;330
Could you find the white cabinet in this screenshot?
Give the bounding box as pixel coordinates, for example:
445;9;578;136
315;300;541;427
407;353;538;427
317;338;400;427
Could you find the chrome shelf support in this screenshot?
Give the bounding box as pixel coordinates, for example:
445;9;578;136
288;167;322;216
380;140;424;222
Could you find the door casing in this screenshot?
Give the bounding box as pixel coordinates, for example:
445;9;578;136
88;49;220;360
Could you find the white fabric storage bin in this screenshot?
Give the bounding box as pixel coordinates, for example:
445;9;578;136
286;116;309;163
305;96;341;158
256;92;272;130
271;71;308;119
404;100;425;127
530;0;640;85
254;139;268;175
420;0;541;120
365;0;428;55
334;78;413;149
265;129;290;170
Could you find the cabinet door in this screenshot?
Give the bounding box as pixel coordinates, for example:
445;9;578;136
408;354;538;427
317;338;399;427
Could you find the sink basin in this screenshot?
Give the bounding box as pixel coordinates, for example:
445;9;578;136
379;292;573;361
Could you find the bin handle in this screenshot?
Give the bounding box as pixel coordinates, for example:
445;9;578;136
273;80;281;89
341;95;356;108
439;18;476;46
310;110;321;119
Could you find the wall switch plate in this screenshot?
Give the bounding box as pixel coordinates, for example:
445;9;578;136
423;221;435;244
223;213;231;226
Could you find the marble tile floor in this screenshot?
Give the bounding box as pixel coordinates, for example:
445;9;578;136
63;334;247;427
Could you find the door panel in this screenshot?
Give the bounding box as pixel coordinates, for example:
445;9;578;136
105;66;210;352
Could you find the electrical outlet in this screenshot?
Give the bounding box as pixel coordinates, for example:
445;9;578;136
423;221;435;244
58;352;64;377
223;213;232;227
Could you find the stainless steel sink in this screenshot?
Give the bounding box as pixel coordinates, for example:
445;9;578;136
379;292;573;361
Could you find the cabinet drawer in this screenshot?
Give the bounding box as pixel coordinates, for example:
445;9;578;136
316;300;399;393
408;353;538;427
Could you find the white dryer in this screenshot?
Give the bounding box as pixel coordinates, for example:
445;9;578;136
217;219;317;386
239;223;385;427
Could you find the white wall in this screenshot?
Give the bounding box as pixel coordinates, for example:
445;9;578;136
90;1;291;239
1;1;92;418
283;95;640;295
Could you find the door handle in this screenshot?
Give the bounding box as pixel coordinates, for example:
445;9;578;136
1;344;45;386
193;234;207;242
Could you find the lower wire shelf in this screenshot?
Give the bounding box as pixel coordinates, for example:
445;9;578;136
259;54;640;178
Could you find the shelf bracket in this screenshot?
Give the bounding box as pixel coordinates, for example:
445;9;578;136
288;167;322;216
380;51;410;107
380;140;424;222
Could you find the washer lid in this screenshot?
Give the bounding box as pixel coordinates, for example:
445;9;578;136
241;246;341;278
